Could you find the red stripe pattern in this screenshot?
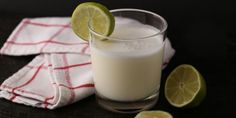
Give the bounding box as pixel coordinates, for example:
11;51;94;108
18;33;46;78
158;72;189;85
6;40;88;46
54;62;91;70
26;64;52;69
58;83;94;90
24;20;70;28
39;23;70;52
1;19;30;53
10;94;18;101
1;84;51;98
62;54;76;104
12;63;44;94
43;96;54;108
1;82;94;99
81;44;89;54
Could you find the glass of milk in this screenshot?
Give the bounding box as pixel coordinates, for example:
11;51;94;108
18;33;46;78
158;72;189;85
88;9;167;113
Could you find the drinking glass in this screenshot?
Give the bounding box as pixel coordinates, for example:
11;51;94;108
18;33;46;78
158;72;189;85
89;9;167;113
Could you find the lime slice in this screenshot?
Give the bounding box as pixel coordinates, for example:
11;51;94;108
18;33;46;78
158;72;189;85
71;2;115;41
135;110;173;118
165;64;206;108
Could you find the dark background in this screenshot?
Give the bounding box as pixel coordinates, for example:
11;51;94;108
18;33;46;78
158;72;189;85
0;0;236;118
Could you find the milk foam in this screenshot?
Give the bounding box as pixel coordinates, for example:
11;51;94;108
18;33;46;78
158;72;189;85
92;17;164;58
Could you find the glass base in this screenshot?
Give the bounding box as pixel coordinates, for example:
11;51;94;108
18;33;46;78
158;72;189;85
96;92;159;114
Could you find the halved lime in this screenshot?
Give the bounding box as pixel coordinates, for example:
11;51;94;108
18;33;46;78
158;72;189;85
135;110;173;118
71;2;115;41
165;64;206;108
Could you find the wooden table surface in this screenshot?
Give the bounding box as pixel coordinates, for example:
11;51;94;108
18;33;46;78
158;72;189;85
0;0;236;117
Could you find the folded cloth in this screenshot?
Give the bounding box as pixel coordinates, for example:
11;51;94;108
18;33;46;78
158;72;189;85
0;17;175;109
0;54;94;109
0;18;90;55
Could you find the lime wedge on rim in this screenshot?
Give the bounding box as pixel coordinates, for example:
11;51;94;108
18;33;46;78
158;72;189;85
135;110;173;118
165;64;206;108
71;2;115;41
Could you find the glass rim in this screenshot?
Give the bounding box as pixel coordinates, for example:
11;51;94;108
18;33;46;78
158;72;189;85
88;8;168;41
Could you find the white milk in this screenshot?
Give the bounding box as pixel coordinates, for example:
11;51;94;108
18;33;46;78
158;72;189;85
91;17;164;101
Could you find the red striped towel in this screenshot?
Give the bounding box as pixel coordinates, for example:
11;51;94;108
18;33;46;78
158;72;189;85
0;17;175;109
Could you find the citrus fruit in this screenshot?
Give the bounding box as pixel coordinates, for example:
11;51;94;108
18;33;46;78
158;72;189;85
135;110;173;118
165;64;206;108
71;2;115;41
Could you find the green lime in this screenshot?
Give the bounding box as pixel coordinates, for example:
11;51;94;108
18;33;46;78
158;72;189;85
165;64;206;108
71;2;115;41
135;110;173;118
